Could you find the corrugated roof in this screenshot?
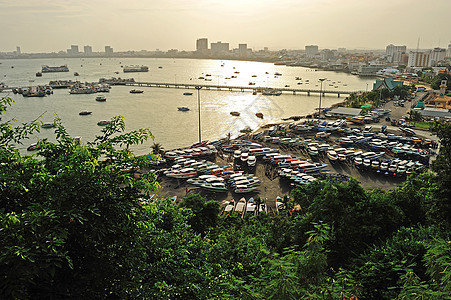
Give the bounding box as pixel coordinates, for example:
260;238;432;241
329;107;363;116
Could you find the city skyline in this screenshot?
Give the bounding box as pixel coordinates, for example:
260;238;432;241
0;0;450;53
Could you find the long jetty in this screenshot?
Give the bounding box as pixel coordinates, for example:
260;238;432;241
114;81;359;97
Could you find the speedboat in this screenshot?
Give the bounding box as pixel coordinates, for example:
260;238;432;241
178;107;190;111
97;120;111;126
79;111;92;115
95;95;106;101
183;92;193;96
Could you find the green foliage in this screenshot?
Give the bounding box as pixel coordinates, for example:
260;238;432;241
1;95;450;299
430;74;451;90
179;193;220;234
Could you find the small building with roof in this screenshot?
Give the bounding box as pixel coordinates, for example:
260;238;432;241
373;77;404;91
326;107;363;118
416;107;451;120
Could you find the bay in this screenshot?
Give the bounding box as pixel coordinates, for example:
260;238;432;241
0;57;375;154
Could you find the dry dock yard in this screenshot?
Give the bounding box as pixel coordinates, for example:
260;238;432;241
151;111;438;212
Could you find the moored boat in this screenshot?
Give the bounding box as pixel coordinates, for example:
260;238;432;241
79;111;92;115
41;122;55;128
230;111;240;116
178;107;190;111
129;89;144;93
255;112;264;118
183;92;193;95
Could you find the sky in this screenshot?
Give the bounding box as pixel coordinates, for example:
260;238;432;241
1;0;450;53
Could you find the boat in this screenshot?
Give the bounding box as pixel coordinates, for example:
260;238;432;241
166;168;198;179
41;122;55;128
27;143;38;151
255;112;264;118
200;182;228;193
41;65;69;73
262;89;282;96
74;72;79;76
130;89;144;94
123;65;149;72
97;120;111;126
178;107;190;111
346;116;366;124
230;111;240;116
35;72;42;77
79;111;92;115
95;95;106;102
234;185;257;194
247;156;256;167
326;150;338;162
183;92;193;96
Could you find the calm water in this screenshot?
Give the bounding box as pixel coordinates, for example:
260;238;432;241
0;58;375;154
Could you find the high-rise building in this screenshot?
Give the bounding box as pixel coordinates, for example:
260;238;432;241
238;44;248;56
386;44;407;63
305;45;319;58
105;46;113;56
16;46;21;55
210;42;229;55
407;51;431;67
447;43;451;57
196;38;208;54
70;45;79;55
84;45;93;56
430;47;446;66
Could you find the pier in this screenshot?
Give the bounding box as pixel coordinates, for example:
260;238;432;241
114;81;359;97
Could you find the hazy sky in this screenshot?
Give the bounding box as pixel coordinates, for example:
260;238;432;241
1;0;450;53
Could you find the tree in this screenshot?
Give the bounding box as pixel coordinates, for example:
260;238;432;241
0;97;158;298
151;142;165;155
179;193;219;234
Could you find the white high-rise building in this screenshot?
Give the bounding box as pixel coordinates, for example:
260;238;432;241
386;44;406;63
408;51;431;67
305;45;318;58
430;47;446;66
196;38;208;54
105;46;113;56
84;45;92;56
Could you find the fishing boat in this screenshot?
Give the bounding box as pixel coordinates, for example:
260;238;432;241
326;150;338;162
41;122;55;128
230;111;240;116
129;89;144;94
234;185;257;194
35;72;42;77
166;168;198;179
200;182;228;193
255;112;264;118
183;92;193;95
79;111;92;115
97;120;111;126
234;198;246;212
95;95;106;101
247;156;256;167
178;107;190;111
74;72;79;76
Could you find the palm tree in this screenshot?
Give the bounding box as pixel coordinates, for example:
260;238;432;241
151;142;165;155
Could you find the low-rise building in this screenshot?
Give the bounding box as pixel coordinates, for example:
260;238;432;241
327;107;363;118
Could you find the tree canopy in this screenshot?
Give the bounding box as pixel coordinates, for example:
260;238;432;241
1;96;450;299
